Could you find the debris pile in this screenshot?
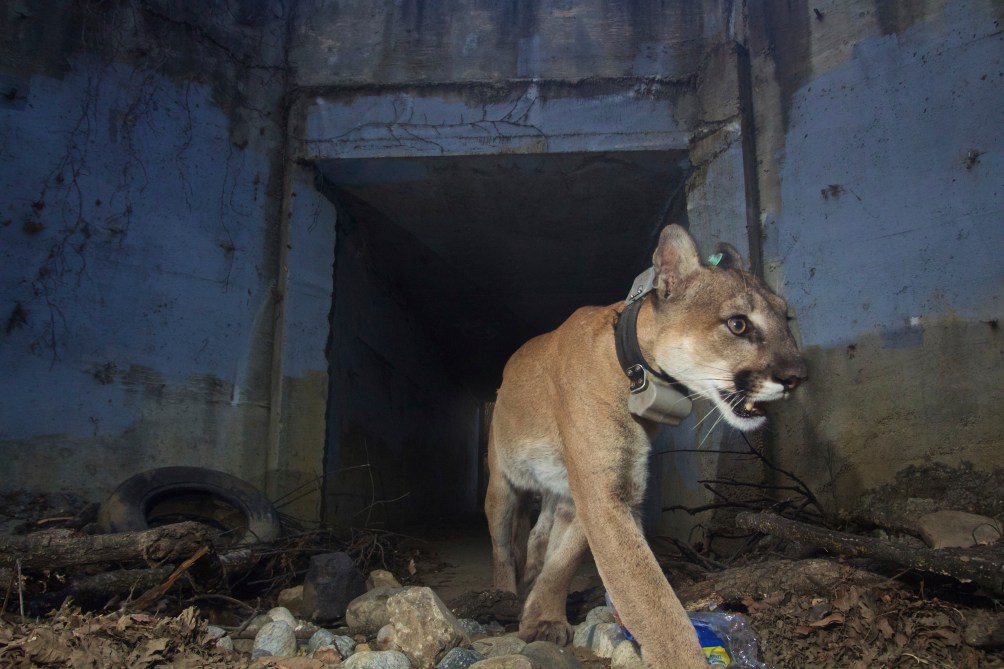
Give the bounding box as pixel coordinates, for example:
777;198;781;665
0;464;1002;668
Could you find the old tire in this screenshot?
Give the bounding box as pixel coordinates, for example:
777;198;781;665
98;466;280;545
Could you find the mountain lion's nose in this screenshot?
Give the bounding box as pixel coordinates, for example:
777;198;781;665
775;358;808;391
777;374;803;391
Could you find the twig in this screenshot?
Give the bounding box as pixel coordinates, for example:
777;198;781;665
738;433;825;518
16;558;24;619
668;537;725;571
126;544;210;612
353;492;412;521
663;499;776;515
699;478;810;494
232;606;261;636
184;593;256;613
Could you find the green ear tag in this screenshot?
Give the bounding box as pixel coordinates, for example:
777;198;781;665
707;252;724;266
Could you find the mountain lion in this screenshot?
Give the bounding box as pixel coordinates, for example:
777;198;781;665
486;224;807;668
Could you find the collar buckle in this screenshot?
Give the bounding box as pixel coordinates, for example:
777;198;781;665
626;364;648;394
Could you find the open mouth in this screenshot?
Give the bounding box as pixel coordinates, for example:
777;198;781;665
721;390;765;419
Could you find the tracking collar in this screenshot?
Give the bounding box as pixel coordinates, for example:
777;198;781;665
614;268;694;425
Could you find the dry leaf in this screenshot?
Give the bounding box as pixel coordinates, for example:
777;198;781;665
23;628;73;663
130;637;170;667
809;611;845;629
876;616;895;640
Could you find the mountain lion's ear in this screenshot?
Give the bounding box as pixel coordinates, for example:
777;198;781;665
652;224;701;300
711;242;745;271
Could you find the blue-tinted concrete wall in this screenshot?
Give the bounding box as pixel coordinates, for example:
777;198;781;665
750;0;1003;505
0;2;320;510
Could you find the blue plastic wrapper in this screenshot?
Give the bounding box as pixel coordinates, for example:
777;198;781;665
687;611;772;668
606;593;772;668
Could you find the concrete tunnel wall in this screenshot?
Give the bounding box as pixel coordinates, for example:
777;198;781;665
0;1;336;523
289;0;743;531
325;210;481;527
745;0;1003;511
0;3;285;500
0;0;1000;536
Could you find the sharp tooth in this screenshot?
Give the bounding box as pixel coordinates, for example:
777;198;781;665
744;398;755;412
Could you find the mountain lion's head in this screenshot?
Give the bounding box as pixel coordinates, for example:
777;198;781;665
649;225;807;431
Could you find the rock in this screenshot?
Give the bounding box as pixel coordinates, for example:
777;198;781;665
376;623;398;651
484;621;505;636
437;647;485;669
520;640;583;669
204;625;227;640
205;624;235;653
302;552;367;622
343;650;412;669
249;658;329;669
233;638;255;653
312;645;343;665
589;623;626;659
245;613;276;637
457;619;487;637
469;656;533;669
334;634;358;658
268;606;298;628
308;628;337;655
917;510;1002;549
584;607;615;626
447;590;522;623
571;622;596;649
368;569;402;590
386;586;471;667
253;620;297;658
472;634;526;658
278;585;305;616
295;620;322;638
347;586;405;634
610;640;644;669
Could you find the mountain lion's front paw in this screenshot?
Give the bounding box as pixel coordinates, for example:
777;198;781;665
518;618;573;646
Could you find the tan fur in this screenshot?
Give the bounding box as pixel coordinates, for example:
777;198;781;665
485;225;806;668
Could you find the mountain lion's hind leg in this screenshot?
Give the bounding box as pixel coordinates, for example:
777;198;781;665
485;463;522;593
521;492;557;594
518;499;586;645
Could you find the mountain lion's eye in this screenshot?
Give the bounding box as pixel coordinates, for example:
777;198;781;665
726;316;749;335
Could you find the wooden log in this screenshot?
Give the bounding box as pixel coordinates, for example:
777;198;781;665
735;511;1004;594
0;522;212;570
29;566;176;614
676;558;885;605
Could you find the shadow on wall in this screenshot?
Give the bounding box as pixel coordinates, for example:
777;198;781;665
767;316;1002;512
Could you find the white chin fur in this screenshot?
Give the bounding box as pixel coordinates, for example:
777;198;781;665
710;395;768;431
721;410;767;431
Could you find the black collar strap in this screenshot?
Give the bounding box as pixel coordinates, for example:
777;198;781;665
614;268;690;396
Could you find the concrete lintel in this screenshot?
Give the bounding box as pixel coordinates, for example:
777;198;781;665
301;82;691;160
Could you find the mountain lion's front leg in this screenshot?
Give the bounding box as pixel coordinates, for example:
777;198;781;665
565;432;708;668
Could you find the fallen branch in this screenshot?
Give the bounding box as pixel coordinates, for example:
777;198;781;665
29;566;176;614
127;545;210;612
677;557;885;605
735;511;1004;595
0;521;212;570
